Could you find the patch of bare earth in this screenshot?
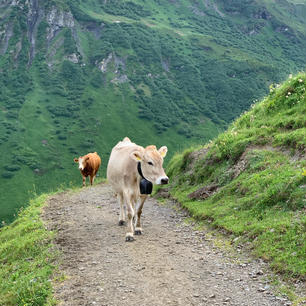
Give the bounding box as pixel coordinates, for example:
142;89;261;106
188;184;218;200
43;184;293;306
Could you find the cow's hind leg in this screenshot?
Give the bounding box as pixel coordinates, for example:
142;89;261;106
90;175;94;185
124;191;135;242
117;192;125;226
134;195;147;235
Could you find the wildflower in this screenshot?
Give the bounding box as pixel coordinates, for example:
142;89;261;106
303;169;306;176
289;74;292;79
298;79;303;83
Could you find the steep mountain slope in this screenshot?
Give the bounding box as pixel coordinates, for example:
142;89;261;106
165;73;306;278
0;0;305;223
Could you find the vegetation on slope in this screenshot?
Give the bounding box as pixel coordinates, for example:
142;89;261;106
165;73;306;278
0;194;57;306
0;0;305;223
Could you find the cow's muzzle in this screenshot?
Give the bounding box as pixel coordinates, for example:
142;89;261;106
156;176;169;185
160;177;169;185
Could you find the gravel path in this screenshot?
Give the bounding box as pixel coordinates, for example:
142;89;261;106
43;183;292;306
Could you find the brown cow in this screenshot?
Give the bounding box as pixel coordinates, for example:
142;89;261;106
74;152;101;186
107;137;168;241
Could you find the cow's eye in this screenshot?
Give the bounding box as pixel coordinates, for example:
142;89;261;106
148;161;153;166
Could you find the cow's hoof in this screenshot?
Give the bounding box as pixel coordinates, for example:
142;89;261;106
118;220;125;226
134;228;142;235
125;235;134;242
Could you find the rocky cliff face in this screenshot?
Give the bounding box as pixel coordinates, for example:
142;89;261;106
26;0;43;65
46;7;74;41
1;0;76;65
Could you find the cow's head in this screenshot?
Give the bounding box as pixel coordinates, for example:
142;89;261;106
131;145;169;185
74;156;89;170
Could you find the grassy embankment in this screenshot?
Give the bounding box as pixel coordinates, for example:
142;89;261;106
164;73;306;279
0;193;58;306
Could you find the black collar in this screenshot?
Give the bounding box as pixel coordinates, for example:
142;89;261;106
137;162;145;179
137;162;153;195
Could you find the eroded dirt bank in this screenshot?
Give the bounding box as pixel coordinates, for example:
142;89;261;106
43;183;293;306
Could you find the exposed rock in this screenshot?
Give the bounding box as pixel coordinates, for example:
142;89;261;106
189;5;206;17
66;53;79;64
252;9;271;20
46;7;74;41
27;0;44;66
213;3;224;17
98;53;113;72
111;74;128;84
10;0;24;7
231;154;249;178
97;52;126;74
0;23;13;55
275;26;289;33
71;27;84;59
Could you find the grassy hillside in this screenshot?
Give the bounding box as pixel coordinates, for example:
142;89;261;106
164;73;306;278
0;0;305;223
0;193;57;306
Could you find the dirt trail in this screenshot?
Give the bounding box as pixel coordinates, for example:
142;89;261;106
44;183;291;306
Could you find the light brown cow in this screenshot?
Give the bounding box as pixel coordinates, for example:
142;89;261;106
107;137;168;241
74;152;101;186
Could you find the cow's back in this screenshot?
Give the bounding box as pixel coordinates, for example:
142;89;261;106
87;152;101;172
107;140;141;193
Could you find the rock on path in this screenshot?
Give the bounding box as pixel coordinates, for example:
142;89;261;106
43;184;291;306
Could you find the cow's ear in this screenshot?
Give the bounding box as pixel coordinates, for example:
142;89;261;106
131;150;143;161
74;158;79;163
158;146;168;158
85;156;90;161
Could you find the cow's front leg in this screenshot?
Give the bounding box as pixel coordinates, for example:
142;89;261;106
124;193;135;242
90;175;94;185
134;195;147;235
82;175;86;187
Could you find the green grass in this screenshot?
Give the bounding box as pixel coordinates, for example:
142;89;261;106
0;194;57;306
165;73;306;279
